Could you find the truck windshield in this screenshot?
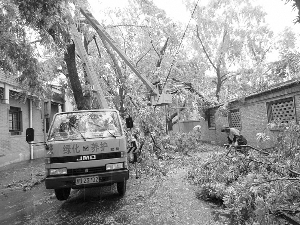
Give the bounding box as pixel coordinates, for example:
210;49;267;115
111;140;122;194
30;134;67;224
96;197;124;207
48;111;122;141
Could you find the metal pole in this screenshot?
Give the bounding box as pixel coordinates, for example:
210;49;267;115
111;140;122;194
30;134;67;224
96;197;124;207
29;99;33;160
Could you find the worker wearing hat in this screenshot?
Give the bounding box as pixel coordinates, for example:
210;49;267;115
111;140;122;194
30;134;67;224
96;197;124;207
221;126;247;146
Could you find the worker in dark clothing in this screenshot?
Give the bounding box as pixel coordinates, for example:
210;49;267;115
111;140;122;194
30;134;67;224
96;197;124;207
221;127;247;146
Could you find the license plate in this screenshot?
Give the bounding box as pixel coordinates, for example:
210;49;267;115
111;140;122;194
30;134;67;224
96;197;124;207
75;176;99;185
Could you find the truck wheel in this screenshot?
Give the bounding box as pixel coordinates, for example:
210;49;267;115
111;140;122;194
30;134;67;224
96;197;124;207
117;180;126;196
55;188;71;201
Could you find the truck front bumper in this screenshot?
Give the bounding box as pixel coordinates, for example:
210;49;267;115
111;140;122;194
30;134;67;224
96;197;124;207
45;169;129;189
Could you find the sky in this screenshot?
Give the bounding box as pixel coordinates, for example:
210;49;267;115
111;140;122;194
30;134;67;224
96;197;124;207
253;0;300;34
88;0;300;35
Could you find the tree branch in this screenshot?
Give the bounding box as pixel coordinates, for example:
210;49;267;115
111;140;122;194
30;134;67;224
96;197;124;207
156;37;169;67
151;40;160;56
216;28;228;70
136;47;152;66
259;45;272;64
253;177;300;186
29;39;42;44
93;35;101;58
196;25;217;70
106;24;151;29
100;36;124;84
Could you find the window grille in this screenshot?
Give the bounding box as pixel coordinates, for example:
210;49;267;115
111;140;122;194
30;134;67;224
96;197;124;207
9;107;22;135
229;109;241;130
267;97;295;123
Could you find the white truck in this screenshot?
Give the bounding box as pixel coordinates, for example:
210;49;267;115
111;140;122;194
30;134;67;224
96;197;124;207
26;109;131;200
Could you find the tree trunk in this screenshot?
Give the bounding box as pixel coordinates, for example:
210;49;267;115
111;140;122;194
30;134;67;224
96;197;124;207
64;43;90;110
100;37;126;116
216;67;222;102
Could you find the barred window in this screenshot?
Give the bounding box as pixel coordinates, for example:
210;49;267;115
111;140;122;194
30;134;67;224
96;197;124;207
208;109;216;129
9;107;22;135
267;97;295;123
229;109;241;130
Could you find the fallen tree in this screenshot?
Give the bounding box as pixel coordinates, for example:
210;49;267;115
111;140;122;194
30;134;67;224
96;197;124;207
188;121;300;224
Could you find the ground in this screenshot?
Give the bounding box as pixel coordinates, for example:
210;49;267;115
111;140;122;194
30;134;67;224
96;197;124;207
0;150;229;225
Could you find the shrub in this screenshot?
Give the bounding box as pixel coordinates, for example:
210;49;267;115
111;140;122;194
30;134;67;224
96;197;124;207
189;121;300;224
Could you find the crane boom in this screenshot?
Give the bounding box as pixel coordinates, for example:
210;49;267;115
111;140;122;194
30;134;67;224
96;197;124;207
70;24;108;109
80;8;159;96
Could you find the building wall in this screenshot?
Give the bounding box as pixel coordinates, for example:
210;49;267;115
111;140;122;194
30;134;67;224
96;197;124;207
200;111;228;145
240;91;300;149
201;86;300;149
239;102;270;148
0;70;69;167
0;97;47;166
31;100;46;159
200;120;217;144
9;98;30;158
295;94;300;121
172;120;201;133
0;97;66;167
0;102;10;159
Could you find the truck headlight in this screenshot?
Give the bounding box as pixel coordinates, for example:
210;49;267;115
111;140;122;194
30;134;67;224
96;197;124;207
106;163;124;171
49;168;67;176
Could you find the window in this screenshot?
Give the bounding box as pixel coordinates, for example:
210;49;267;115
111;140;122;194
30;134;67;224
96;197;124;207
267;97;295;123
229;109;241;130
9;107;22;135
207;109;216;129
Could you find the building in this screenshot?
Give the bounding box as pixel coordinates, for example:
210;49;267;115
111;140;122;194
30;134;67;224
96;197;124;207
200;79;300;149
0;70;73;167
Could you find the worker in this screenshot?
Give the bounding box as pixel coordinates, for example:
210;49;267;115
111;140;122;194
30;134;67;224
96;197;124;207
193;125;201;132
221;127;247;146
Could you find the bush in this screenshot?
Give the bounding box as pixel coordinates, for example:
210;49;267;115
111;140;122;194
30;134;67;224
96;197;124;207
188;121;300;224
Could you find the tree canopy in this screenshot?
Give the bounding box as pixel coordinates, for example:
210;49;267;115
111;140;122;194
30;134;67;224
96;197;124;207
1;0;299;117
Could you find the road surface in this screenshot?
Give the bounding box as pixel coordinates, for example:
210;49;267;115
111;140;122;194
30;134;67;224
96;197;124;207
0;153;227;225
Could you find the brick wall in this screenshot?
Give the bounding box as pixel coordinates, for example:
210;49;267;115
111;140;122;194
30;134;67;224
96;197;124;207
239;102;270;148
239;93;300;149
202;92;300;149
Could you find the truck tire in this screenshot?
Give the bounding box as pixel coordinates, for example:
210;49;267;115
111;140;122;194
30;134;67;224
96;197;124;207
117;180;126;196
55;188;71;201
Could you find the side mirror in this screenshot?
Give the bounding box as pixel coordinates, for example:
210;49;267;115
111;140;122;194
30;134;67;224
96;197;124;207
126;116;133;129
26;128;34;142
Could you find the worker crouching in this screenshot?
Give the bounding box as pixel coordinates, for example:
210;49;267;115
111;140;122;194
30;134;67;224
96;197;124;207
221;127;247;147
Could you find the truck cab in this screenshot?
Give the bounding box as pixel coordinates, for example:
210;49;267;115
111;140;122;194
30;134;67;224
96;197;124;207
28;109;129;200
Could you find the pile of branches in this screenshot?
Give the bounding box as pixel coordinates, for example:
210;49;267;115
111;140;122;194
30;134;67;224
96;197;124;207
188;121;300;224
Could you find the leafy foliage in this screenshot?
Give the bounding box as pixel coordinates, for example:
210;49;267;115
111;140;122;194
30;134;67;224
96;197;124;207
191;0;274;102
0;0;44;92
14;0;71;48
188;121;300;224
130;108;205;177
285;0;300;23
270;51;300;80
